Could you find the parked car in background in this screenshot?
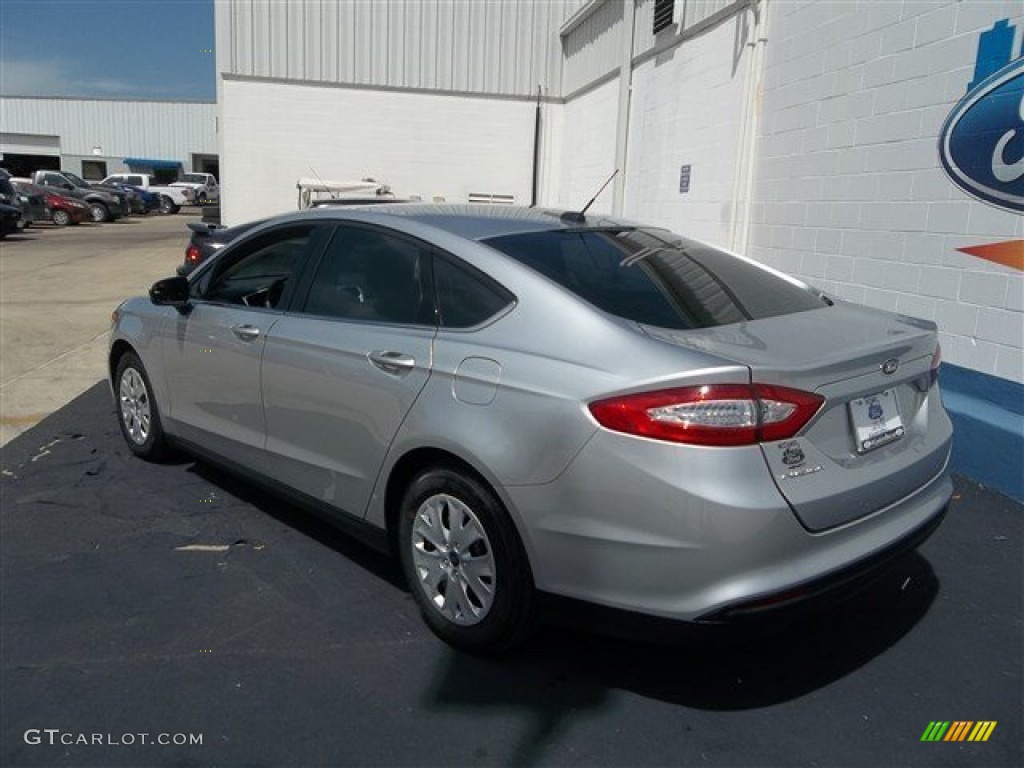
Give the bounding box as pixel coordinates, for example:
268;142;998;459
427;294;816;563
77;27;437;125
178;219;266;276
10;180;57;227
112;204;952;654
43;189;91;226
31;170;129;222
101;173;192;214
0;201;21;238
124;185;162;213
19;181;95;226
101;181;159;214
172;172;218;203
179;198;407;275
0;172;29;229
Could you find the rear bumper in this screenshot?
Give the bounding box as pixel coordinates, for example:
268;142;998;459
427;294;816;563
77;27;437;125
695;500;946;622
506;429;952;624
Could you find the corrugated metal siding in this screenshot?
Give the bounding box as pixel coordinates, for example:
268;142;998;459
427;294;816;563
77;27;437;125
561;1;624;97
223;0;578;97
0;98;217;158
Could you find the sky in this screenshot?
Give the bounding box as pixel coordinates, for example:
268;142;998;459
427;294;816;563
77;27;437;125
0;0;215;101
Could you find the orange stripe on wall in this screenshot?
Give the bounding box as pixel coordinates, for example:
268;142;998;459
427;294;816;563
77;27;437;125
957;240;1024;271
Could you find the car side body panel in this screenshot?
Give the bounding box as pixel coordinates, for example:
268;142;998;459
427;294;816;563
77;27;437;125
261;315;435;514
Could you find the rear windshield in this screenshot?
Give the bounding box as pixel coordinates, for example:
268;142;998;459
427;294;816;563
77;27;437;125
483;228;827;330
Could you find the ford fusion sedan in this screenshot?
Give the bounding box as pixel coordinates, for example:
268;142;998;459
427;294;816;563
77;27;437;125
109;205;952;653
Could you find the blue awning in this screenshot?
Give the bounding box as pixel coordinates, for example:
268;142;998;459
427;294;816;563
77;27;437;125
123;157;182;170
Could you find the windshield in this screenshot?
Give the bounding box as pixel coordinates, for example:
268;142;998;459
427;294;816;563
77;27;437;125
181;174;205;183
63;171;90;188
484;228;828;330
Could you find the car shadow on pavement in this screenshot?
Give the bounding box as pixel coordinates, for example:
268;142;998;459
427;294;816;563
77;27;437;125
185;458;406;590
181;441;939;765
423;551;937;766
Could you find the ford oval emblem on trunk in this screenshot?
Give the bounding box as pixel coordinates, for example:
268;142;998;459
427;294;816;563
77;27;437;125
882;358;899;375
938;48;1024;214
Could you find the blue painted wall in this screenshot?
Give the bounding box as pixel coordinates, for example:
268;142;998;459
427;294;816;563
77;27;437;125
940;363;1024;502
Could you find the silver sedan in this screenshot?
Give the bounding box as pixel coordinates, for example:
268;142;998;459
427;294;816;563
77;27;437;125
109;205;952;653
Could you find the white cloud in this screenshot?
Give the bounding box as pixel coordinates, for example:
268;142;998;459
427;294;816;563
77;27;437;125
0;57;170;99
0;58;76;97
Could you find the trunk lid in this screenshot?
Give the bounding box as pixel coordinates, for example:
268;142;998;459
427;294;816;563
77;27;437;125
643;302;952;531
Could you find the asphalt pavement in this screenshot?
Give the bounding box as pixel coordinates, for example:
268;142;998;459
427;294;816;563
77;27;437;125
1;383;1021;767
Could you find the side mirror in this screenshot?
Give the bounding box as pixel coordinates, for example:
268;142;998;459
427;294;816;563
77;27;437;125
150;276;191;310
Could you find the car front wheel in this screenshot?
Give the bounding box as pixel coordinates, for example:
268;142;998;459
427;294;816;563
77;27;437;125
399;467;536;654
52;209;71;226
89;202;110;223
115;352;170;461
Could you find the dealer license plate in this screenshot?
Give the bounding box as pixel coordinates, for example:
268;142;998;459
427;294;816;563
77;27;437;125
849;389;905;453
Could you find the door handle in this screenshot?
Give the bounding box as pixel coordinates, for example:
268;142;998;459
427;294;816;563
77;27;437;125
368;350;415;374
231;324;261;342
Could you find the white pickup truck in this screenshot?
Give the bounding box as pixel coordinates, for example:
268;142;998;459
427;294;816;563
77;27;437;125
101;173;193;214
171;172;219;203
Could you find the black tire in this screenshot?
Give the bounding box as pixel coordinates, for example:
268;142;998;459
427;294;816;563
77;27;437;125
52;209;71;226
398;467;536;654
159;196;180;215
114;352;170;461
89;202;110;223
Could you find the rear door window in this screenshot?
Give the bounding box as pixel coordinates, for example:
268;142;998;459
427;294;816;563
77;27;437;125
483;229;827;330
300;225;434;326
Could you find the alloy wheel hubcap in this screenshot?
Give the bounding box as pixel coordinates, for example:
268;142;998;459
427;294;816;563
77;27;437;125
411;493;496;626
119;367;151;445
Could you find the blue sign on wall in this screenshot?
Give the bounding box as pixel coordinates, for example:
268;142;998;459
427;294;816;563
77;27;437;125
938;19;1024;214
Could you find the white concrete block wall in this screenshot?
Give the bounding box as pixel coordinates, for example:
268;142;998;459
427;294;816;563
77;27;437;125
220;78;541;225
623;10;751;245
556;78;619;211
750;0;1024;384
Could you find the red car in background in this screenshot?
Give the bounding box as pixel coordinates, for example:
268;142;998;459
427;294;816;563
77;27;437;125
13;180;91;226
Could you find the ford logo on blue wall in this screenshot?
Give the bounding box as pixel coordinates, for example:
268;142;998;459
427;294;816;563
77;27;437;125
939;20;1024;214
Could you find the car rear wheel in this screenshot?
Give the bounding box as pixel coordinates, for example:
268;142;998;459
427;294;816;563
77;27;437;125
89;202;110;223
115;352;170;461
159;196;180;215
399;467;536;654
52;209;71;226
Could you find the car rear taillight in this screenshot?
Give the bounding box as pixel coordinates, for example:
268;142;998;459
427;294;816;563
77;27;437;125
185;244;201;264
930;343;941;386
588;384;825;446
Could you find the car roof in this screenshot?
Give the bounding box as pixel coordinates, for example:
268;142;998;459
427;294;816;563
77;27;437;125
298;203;639;240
